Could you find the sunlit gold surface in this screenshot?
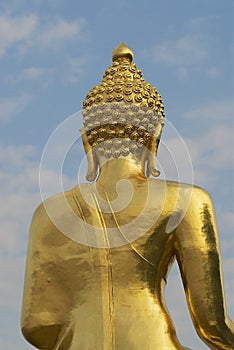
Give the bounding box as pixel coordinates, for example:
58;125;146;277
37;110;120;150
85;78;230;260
83;42;164;114
112;41;134;63
21;44;234;349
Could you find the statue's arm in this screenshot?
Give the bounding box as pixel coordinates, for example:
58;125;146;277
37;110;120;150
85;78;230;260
21;202;72;349
174;187;234;349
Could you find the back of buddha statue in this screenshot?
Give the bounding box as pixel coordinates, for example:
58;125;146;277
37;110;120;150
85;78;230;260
62;178;189;350
22;43;234;349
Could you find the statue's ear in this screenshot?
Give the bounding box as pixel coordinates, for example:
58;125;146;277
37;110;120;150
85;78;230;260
80;129;98;182
142;124;162;178
146;135;160;177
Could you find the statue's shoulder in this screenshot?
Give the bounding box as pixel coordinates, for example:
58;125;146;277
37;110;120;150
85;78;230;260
148;178;213;210
29;187;91;243
32;190;73;217
31;187;84;226
171;180;213;204
150;178;211;196
31;183;92;224
165;181;215;219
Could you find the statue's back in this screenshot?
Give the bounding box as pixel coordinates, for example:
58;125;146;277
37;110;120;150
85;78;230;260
22;178;191;349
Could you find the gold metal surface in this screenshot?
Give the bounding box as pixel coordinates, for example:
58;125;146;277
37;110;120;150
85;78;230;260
83;42;164;114
21;43;234;349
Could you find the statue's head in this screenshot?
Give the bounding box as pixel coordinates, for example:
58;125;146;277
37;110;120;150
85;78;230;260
81;42;165;181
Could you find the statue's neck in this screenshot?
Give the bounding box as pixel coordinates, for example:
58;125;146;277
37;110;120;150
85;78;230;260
96;157;145;187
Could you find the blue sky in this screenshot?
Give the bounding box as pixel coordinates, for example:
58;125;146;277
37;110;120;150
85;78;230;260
0;0;233;349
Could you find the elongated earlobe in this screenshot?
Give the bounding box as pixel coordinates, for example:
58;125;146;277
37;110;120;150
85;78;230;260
142;124;162;177
80;129;98;182
147;136;160;177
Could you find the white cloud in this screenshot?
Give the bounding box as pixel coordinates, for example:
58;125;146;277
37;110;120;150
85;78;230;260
158;136;194;185
21;17;86;54
0;144;77;254
152;14;219;72
38;18;85;47
0;145;41;251
178;99;234;187
5;56;87;86
206;66;219;77
183;99;233;123
5;66;55;86
65;56;88;83
152;34;207;67
0;144;36;166
184;125;233;173
0;14;86;58
39;167;77;199
186;15;219;29
20;66;51;81
1;14;88;90
0;94;31;123
176;67;189;80
0;14;37;57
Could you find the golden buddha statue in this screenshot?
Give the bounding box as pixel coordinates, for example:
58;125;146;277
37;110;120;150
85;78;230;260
21;42;234;349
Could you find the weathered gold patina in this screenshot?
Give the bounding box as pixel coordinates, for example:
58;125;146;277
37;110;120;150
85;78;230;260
21;43;234;349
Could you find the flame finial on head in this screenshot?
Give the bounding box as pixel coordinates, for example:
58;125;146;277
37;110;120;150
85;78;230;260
112;42;134;63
